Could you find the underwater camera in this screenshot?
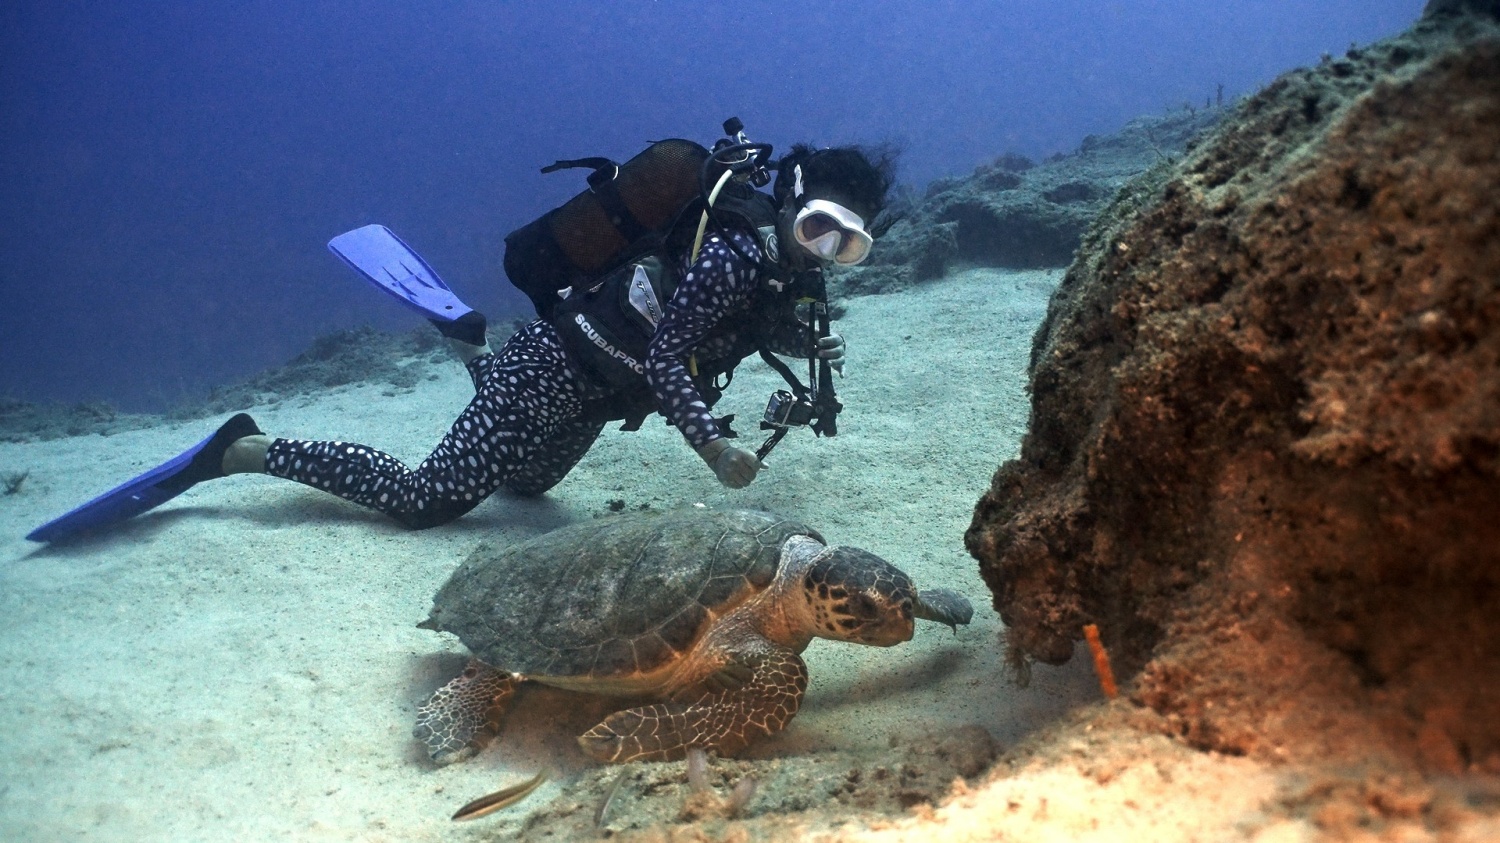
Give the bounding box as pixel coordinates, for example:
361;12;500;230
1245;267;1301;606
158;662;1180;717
754;384;841;461
762;390;817;429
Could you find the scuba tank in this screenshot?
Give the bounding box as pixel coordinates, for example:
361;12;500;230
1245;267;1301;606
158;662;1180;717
503;138;720;319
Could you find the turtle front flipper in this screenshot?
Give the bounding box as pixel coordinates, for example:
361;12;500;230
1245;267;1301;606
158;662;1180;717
578;648;808;763
414;659;520;765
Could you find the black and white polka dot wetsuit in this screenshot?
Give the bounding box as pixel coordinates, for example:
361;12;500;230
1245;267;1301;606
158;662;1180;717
648;229;809;449
264;227;808;529
264;320;610;528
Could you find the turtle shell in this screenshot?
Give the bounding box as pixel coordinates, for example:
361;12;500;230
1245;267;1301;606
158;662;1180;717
422;509;823;680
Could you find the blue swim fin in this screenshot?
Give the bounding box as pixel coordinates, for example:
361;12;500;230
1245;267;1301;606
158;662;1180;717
328;224;474;324
26;413;262;543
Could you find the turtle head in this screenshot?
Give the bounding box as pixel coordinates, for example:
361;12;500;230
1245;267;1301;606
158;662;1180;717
800;545;917;647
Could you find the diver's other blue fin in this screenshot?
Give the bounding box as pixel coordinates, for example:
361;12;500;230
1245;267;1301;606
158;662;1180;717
25;413;262;543
328;224;475;323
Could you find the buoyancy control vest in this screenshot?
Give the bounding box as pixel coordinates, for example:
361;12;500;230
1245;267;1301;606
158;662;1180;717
551;184;788;395
503;139;721;321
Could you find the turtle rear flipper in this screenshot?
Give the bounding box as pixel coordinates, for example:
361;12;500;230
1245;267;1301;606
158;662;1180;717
414;660;520;765
578;648;808;763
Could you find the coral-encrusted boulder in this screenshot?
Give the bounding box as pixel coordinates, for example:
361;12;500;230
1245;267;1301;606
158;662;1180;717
967;2;1500;771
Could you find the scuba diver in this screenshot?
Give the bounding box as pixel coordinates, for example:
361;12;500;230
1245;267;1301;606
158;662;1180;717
27;128;895;541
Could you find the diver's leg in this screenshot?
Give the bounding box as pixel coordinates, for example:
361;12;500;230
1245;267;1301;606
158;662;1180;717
434;309;493;379
454;341;494;384
207;314;503;479
215;351;490;478
501;415;606;497
262;322;592;529
223;435;271;474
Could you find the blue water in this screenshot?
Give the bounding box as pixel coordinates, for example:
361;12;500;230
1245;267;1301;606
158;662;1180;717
0;0;1423;411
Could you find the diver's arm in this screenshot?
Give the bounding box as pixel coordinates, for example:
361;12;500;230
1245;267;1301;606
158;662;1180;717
761;311;814;358
758;301;845;373
645;231;762;450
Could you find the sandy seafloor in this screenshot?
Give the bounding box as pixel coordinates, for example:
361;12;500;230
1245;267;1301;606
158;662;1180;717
0;267;1107;841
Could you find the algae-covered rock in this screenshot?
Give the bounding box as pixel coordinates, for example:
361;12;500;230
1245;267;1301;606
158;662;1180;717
967;3;1500;770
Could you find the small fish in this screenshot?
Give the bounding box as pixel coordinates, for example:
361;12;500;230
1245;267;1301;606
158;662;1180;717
595;766;630;828
450;770;548;821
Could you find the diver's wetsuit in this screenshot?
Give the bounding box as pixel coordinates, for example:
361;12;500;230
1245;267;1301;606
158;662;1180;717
263;229;806;529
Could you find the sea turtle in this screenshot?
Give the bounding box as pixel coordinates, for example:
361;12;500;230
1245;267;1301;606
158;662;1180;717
413;508;973;765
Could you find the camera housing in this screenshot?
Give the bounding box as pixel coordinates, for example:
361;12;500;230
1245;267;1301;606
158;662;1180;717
762;390;816;428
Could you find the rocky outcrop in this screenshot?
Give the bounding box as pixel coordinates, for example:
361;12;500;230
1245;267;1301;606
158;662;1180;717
834;110;1222;297
966;2;1500;772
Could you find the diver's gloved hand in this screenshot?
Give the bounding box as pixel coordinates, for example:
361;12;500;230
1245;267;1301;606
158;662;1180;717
432;310;488;347
817;332;846;375
696;438;762;489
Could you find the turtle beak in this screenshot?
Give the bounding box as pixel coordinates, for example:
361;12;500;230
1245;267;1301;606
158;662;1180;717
861;594;915;646
895;613;917;644
863;617;914;647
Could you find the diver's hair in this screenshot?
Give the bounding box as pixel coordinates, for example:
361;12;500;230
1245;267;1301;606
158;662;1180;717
774;143;899;221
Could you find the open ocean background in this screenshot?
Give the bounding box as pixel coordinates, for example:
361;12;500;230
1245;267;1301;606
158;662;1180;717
1;0;1423;411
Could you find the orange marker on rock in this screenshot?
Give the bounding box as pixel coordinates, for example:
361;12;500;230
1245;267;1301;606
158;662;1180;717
1083;623;1118;700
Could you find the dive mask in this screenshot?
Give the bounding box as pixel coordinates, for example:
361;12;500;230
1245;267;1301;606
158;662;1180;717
793;199;873;266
